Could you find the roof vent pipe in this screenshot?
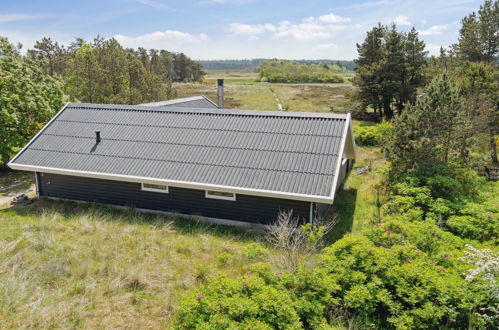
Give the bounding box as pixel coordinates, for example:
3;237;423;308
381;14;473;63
217;79;224;109
95;131;101;144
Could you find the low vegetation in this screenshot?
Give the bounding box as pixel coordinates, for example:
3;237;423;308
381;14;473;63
0;0;497;328
353;120;392;146
0;201;277;328
259;60;347;83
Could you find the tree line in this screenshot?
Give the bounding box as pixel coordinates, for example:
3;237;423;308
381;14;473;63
199;59;356;71
0;35;205;168
27;36;205;104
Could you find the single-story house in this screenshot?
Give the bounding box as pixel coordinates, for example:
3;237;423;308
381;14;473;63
8;97;355;226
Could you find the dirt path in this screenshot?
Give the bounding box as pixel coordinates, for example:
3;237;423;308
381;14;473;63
268;87;284;111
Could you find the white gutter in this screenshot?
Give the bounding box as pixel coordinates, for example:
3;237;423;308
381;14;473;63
8;163;336;204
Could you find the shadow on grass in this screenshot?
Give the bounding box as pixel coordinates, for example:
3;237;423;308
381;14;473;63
325;187;357;243
0;198;262;243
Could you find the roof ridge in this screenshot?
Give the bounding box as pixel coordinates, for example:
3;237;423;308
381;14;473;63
68;102;350;119
43;133;342;156
56;119;343;137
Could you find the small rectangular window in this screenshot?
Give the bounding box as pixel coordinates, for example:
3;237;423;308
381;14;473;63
205;190;236;201
141;183;169;193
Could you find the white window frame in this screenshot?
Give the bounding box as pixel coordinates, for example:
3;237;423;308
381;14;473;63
205;190;236;201
141;183;169;193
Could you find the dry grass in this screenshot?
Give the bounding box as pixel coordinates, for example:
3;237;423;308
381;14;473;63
0;171;33;191
271;83;357;112
174;72;357;112
0;200;278;328
174;81;278;110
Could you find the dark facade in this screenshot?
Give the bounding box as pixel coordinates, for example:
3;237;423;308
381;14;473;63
37;173;311;225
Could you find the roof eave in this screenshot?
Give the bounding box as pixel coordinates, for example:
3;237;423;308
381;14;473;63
8;163;335;204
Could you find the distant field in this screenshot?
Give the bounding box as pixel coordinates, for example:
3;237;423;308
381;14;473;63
174;71;357;112
204;70;258;84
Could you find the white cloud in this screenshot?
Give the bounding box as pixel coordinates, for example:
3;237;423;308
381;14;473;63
0;13;48;23
274;21;346;41
248;35;259;40
309;13;351;24
134;0;168;9
392;15;412;26
419;24;448;36
313;43;338;50
226;23;275;35
114;30;207;45
226;13;351;41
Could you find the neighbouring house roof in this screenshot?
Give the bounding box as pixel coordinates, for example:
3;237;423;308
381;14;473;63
9;103;355;203
139;95;219;109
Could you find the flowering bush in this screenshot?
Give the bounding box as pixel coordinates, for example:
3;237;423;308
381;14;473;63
172;263;336;329
462;245;499;327
446;201;498;243
318;234;483;329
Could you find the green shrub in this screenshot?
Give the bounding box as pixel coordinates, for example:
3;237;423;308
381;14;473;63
318;234;483;329
384;173;497;243
447;202;499;243
354;121;392;146
172;263;335;329
217;251;235;265
242;242;270;260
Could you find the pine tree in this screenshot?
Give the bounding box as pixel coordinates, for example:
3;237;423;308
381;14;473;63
457;62;499;164
353;24;427;119
27;37;68;76
454;0;499;63
353;24;385;118
385;75;471;178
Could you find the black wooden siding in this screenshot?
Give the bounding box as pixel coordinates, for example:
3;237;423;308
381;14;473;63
37;173;311;224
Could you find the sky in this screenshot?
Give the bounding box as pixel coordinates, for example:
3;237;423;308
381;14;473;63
0;0;485;60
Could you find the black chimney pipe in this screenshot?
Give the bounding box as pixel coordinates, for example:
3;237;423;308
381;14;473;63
95;131;101;144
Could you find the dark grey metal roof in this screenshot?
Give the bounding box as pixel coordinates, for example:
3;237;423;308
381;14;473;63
139;96;218;109
10;103;351;200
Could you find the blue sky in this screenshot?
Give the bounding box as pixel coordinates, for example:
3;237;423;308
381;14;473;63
0;0;484;60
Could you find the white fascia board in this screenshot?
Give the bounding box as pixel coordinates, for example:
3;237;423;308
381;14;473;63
328;112;352;202
201;95;219;108
8;163;336;204
8;102;70;165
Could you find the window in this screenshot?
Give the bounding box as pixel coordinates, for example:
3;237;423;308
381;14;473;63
205;190;236;201
141;183;169;193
